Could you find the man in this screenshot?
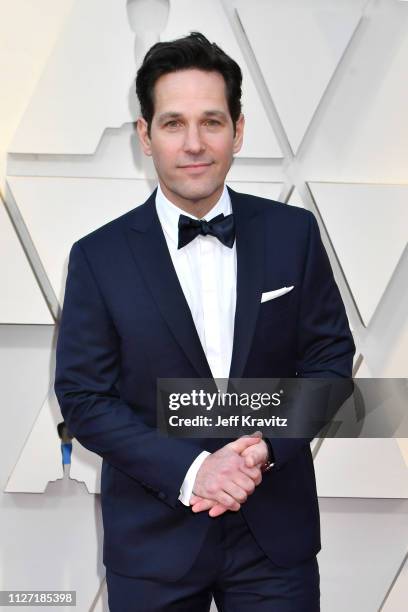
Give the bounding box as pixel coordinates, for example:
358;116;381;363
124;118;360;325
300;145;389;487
54;32;355;611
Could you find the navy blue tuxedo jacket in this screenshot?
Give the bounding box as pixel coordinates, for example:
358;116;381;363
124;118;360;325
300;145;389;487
54;187;355;580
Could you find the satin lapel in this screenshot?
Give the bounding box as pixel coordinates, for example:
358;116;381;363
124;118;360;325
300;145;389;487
125;191;212;379
228;188;264;379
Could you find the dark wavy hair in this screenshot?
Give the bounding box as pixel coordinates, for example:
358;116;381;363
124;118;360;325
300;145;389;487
135;31;242;135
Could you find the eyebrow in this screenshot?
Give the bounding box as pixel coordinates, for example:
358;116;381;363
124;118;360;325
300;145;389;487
156;110;228;124
157;112;182;124
202;110;228;119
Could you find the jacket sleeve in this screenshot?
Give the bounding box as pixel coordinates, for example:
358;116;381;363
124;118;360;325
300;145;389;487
267;211;355;469
54;240;203;508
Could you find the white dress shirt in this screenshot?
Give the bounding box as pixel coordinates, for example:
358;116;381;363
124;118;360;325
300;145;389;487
155;183;237;505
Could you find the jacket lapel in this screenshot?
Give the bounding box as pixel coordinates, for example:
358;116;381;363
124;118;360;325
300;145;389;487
125;187;265;381
125;190;212;379
228;187;265;379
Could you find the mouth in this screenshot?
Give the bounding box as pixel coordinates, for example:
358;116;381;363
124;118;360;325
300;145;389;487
178;162;214;174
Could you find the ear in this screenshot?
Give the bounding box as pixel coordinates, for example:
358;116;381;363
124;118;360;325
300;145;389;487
136;117;152;156
232;113;245;154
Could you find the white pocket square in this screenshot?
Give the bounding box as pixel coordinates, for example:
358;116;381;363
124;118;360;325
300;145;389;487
261;286;294;303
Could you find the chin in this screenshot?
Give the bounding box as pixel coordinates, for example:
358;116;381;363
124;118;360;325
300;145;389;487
176;182;222;203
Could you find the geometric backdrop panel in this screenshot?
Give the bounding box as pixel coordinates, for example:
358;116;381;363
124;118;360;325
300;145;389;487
319;498;408;612
4;391;63;493
1;478;105;612
69;439;102;494
237;0;365;152
9;0;136;155
301;1;408;184
0;197;52;324
7;177;153;304
309;182;408;326
0;324;55;492
227;181;283;201
382;554;408;612
315;439;408;499
287;187;305;208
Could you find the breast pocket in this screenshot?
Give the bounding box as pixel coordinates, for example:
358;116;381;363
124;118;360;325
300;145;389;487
259;287;296;318
260;287;296;313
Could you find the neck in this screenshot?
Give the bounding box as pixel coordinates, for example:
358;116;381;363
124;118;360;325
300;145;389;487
159;182;224;219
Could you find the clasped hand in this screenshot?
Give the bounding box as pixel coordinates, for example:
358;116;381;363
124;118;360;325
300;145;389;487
190;432;269;517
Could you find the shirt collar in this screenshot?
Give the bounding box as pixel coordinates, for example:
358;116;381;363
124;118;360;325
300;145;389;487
155;183;231;246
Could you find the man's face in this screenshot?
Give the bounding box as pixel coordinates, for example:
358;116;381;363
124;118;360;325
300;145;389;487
137;68;244;214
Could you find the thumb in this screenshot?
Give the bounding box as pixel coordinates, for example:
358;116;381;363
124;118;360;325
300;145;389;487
229;435;262;453
248;430;263;439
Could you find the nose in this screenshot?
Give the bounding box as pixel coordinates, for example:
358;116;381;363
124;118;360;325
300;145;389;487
183;124;205;154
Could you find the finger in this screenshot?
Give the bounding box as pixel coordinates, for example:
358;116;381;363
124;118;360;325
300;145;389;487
229;435;262;454
209;503;230;518
191;498;214;513
241;445;263;457
241;447;260;467
239;464;263;486
254;470;263;486
232;474;256;495
190;494;208;506
245;453;257;468
245;454;265;468
214;489;241;511
222;481;248;504
243;442;268;467
239;463;261;478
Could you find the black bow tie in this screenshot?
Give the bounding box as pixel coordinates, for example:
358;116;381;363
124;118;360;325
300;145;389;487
178;213;235;249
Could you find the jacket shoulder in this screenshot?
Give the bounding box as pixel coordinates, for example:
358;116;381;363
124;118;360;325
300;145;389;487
74;207;138;250
72;189;156;254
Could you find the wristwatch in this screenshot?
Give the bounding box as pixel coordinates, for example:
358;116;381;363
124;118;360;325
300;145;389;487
261;438;275;472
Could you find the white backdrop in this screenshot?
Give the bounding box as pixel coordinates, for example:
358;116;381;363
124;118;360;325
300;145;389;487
0;1;407;610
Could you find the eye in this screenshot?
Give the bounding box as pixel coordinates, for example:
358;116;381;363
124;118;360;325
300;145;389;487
204;119;221;127
164;120;181;129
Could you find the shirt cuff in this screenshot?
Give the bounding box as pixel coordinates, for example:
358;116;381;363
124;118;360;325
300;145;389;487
178;451;210;506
